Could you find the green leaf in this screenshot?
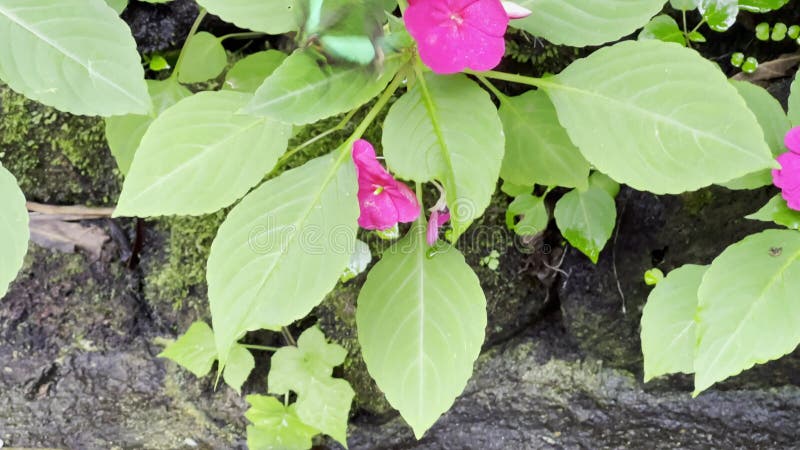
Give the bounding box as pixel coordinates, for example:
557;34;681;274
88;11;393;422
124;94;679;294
177;32;227;84
114;90;291;217
694;230;800;395
244;50;405;125
225;344;255;392
506;193;548;236
747;195;800;229
738;0;788;13
512;0;666;47
788;72;800;126
698;0;738;32
196;0;298;35
0;163;29;299
543;40;774;194
224;50;287;93
498;90;590;189
670;0;699;10
382;73;504;239
641;264;707;382
341;239;371;282
639;15;686;46
105;0;128;14
104;79;192;175
357;225;487;438
0;0;150;116
268;327;352;446
723;80;791;189
208;153;358;366
554;186;616;263
589;172;620;198
158;321;217;378
245;395;319;450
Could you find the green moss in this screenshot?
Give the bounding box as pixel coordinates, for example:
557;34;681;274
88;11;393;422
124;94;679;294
0;84;120;205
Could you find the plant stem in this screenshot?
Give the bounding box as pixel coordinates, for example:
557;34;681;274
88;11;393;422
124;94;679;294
467;69;550;89
281;327;297;346
690;18;706;35
475;74;509;104
241;344;281;352
170;9;207;80
219;31;266;41
276;107;361;167
346;73;405;145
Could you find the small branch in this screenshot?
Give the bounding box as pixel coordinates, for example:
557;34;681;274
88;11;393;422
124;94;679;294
276;107;360;168
170;9;208;80
219;31;266;41
27;202;114;219
281;327;297;347
241;344;281;352
475;74;510;104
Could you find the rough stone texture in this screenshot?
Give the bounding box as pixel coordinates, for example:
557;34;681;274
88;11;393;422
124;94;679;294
122;0;200;55
345;317;800;450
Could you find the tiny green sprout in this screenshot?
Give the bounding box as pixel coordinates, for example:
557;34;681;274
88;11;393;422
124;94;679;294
480;250;501;271
148;54;170;72
789;25;800;40
730;52;744;67
742;56;759;74
688;31;706;43
755;22;771;41
644;268;665;286
772;23;788;41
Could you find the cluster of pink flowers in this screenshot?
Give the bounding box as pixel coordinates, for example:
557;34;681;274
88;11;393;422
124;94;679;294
773;127;800;211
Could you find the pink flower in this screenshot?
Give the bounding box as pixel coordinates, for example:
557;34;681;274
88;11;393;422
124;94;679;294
773;127;800;211
427;208;451;245
352;139;420;230
404;0;511;74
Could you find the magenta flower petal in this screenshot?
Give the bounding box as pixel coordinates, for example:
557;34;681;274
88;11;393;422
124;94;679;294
785;126;800;154
773;151;800;211
352;139;420;230
404;0;509;74
426;209;451;245
501;1;532;19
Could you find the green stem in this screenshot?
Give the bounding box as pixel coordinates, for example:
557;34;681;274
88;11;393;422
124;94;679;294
689;18;706;35
475;74;509;104
281;327;297;346
467;69;550;89
219;31;266;41
346;73;405;145
276;107;360;167
170;9;207;80
241;344;281;352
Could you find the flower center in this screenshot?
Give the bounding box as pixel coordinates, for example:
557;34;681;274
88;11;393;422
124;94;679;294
373;185;385;196
449;12;464;25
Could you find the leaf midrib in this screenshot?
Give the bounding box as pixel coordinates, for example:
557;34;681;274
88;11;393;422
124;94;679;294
0;2;146;109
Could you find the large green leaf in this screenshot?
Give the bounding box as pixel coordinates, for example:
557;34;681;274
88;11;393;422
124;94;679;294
513;0;666;47
0;0;150;116
382;74;504;239
641;264;707;382
0;163;28;299
114;91;291;217
208;153;358;366
245;395;319;450
543;40;774;194
357;224;487;438
694;230;800;395
105;79;192;175
723;80;791;189
196;0;298;35
698;0;738;32
268;327;353;446
747;195;800;230
498;90;589;189
224;50;287;93
739;0;788;12
177;32;227;84
244;50;405;125
554;186;616;263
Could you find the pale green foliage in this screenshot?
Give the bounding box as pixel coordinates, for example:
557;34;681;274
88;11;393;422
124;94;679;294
506;193;548;236
224;50;287;93
698;0;738;32
694;230;800;395
357;225;487;438
589;172;620;198
0;0;150;116
177;32;228;84
0;162;28;299
157;321;255;392
554;186;616;263
513;0;665;47
246;395;318;450
789;72;800;126
196;0;299;35
105;79;192;175
747;195;800;229
244;50;406;125
544;40;774;194
382;73;504;240
498;90;590;189
207;153;358;367
268;327;353;446
114;91;291;217
639;15;686;46
105;0;128;14
723;80;791;189
641;265;707;381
